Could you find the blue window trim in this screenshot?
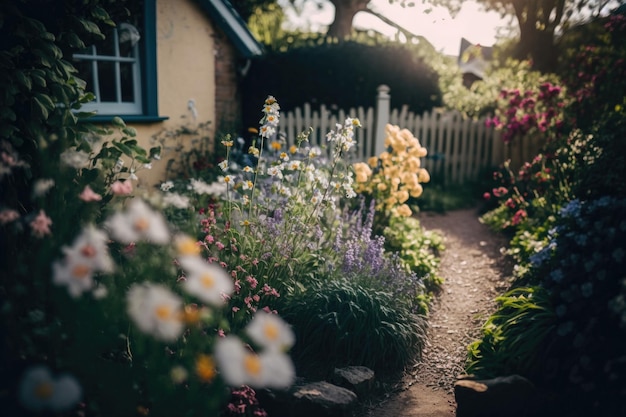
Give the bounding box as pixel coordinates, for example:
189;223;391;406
142;0;161;119
79;0;168;123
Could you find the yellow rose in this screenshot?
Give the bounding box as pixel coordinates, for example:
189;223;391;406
367;156;379;168
395;204;412;217
395;190;410;204
418;169;431;183
409;183;424;198
353;162;372;183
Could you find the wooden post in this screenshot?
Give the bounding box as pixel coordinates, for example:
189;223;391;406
374;84;391;156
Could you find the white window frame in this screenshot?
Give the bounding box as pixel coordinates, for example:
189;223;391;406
73;27;143;116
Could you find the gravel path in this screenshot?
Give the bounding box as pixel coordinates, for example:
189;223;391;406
365;207;514;417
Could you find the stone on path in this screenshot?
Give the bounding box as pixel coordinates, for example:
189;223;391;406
331;366;375;398
454;374;536;417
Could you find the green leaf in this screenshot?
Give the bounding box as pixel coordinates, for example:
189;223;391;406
113;141;133;157
31;96;49;120
111;117;126;128
14;71;32;91
122;127;137;137
34;93;55;110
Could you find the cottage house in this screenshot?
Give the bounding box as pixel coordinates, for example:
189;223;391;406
458;38;492;89
74;0;263;186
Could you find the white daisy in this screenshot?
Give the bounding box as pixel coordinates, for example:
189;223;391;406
126;283;184;342
18;366;82;413
245;311;295;352
65;225;114;273
163;192;190;209
105;199;170;244
214;336;295;389
179;256;234;306
52;256;95;298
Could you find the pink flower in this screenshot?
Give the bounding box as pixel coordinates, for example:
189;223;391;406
79;185;102;202
0;209;20;225
30;210;52;238
110;180;133;195
483;192;491;200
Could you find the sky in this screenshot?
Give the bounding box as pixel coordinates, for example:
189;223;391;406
280;0;515;56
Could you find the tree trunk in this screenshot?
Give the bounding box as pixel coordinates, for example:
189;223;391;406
511;0;564;73
327;0;369;40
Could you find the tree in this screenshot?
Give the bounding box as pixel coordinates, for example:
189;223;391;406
327;0;370;39
428;0;620;72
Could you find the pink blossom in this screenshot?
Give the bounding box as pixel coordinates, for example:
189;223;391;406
483;192;491;200
216;241;225;250
79;185;102;202
217;329;225;337
30;210;52;238
0;209;19;225
110;180;133;195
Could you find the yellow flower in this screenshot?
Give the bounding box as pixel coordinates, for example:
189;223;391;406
175;235;201;257
395;190;410;204
221;140;234;148
270;141;282;151
409;183;424;198
195;354;216;383
353;162;372;183
376;183;388;192
367;156;378;168
289;145;298;154
395;204;412;217
418;169;431;183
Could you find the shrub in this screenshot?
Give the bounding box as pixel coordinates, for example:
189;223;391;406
241;41;442;128
276;278;427;378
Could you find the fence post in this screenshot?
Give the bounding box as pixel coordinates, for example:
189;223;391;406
374;85;390;156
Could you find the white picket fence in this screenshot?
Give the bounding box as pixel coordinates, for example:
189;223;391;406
280;85;540;185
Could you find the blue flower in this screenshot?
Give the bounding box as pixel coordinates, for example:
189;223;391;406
551;268;564;283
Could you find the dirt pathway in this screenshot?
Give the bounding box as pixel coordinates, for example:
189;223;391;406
365;208;513;417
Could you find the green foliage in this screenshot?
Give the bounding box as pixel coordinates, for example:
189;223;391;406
276;278;427;378
383;215;444;294
466;286;556;379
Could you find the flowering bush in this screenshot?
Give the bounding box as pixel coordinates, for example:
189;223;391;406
156;97;435;380
486;81;570;145
470;197;626;417
353;124;430;225
0;107;298;416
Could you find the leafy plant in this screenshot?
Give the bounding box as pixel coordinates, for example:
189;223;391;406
276;278;427;378
383;215;444;295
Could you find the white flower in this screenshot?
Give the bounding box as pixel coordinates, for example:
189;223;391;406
32;178;55;197
126;283;184;342
65;225;114;273
218;160;228;171
179;256;234;306
105;199;170;244
52;256;95;298
163;192;190;209
214;336;295;389
287;160;301;171
60;149;90;169
190;178;212;194
245;311;295;352
160;181;174;192
18;366;82;413
267;166;283;178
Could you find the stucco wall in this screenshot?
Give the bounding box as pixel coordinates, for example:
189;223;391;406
134;0;217;188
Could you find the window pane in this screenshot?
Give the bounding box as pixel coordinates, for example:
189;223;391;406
97;29;116;56
73;59;95;97
97;61;117;102
120;63;135;102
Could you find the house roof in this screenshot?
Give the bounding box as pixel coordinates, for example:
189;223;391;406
197;0;264;58
458;38;493;79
